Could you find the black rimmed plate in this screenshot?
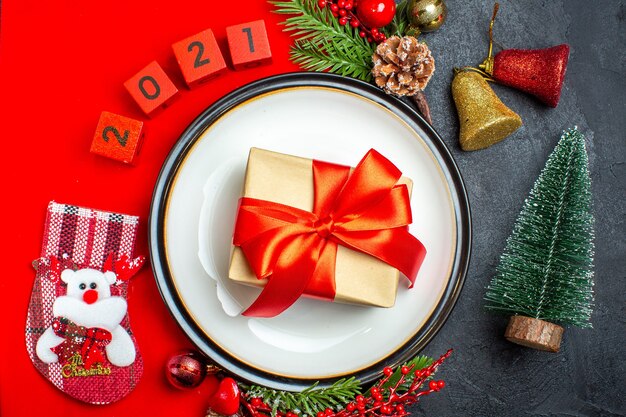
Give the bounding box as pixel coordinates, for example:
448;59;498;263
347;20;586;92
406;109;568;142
149;72;471;391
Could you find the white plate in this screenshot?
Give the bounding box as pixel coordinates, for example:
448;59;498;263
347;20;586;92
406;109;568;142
149;73;470;390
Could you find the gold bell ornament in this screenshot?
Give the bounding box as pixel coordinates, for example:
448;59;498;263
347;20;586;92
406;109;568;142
451;69;522;151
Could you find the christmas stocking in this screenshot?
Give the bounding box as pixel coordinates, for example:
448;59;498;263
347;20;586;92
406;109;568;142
25;202;145;404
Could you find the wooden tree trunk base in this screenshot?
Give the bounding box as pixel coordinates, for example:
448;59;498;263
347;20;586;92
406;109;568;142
504;316;564;352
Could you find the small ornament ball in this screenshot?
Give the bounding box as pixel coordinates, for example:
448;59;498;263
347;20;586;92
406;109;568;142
356;0;396;29
407;0;447;32
166;351;207;389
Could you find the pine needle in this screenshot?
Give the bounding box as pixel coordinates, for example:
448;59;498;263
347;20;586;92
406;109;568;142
379;355;434;393
245;377;361;416
383;0;412;37
241;354;442;416
270;0;376;81
291;39;374;81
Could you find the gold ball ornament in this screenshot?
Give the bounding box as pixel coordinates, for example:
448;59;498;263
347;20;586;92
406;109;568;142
406;0;447;33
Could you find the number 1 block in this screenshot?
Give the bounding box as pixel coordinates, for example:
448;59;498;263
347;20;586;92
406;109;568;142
226;20;272;70
173;28;228;88
90;111;144;164
124;61;179;117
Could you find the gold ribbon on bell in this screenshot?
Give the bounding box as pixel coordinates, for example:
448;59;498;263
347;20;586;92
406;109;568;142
452;69;522;151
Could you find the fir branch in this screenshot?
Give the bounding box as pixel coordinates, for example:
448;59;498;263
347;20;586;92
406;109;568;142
238;353;446;417
291;39;374;81
378;355;433;393
244;377;361;416
485;128;595;327
271;0;375;78
383;0;412;37
272;0;372;52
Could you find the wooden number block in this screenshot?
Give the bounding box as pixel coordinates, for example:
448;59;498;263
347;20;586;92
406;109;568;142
90;111;144;164
124;61;179;117
226;20;272;70
173;28;227;88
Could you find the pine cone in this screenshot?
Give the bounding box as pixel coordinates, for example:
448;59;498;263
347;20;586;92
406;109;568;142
372;36;435;97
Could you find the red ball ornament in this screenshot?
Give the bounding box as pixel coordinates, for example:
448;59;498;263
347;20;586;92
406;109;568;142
356;0;396;29
166;351;207;389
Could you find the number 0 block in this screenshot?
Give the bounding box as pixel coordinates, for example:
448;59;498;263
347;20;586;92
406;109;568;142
124;61;179;117
173;28;227;88
226;20;272;70
90;111;144;164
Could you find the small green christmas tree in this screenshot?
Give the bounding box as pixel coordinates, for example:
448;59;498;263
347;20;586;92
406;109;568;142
485;127;594;352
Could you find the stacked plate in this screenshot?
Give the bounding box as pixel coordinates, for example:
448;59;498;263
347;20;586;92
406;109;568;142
149;73;471;391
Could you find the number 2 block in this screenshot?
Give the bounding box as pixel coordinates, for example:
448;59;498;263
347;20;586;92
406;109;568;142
226;20;272;70
90;111;144;164
124;61;179;117
173;28;227;89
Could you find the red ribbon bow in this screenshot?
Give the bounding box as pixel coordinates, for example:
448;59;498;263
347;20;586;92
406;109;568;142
233;149;427;318
52;317;112;369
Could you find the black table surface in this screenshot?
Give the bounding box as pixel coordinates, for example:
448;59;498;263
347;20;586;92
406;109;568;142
412;1;626;415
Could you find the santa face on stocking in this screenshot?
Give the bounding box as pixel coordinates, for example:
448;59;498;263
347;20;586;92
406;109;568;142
36;267;136;369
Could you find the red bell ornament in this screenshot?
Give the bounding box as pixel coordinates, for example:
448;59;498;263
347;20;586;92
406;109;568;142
479;3;570;107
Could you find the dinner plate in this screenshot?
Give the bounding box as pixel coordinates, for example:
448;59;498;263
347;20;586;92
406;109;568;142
149;72;471;391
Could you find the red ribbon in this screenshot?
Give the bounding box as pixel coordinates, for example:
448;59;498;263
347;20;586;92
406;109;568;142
233;149;426;317
52;317;112;369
